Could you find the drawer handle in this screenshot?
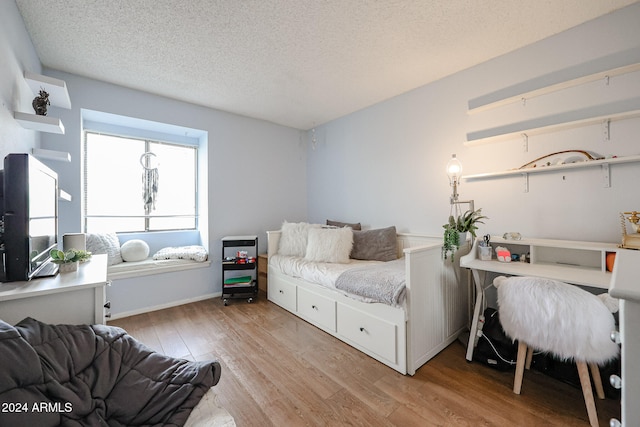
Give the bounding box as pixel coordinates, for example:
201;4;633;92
312;305;318;310
105;312;112;319
104;301;111;309
609;374;622;389
610;330;621;344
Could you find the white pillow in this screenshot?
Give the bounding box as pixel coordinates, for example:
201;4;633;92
305;227;353;263
120;239;150;262
85;233;123;265
153;245;208;262
277;222;321;257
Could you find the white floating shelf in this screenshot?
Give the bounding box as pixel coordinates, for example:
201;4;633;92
463;154;640;181
32;148;71;162
59;189;72;202
24;71;71;109
14;111;65;134
468;48;640;113
465;98;640;146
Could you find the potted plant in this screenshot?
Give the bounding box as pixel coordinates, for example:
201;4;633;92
49;248;92;272
442;208;487;261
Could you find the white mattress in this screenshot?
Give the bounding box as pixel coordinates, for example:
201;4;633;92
269;254;402;304
270;254;381;286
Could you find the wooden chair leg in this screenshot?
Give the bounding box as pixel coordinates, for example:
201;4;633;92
525;346;534;370
513;341;528;394
576;361;599;427
589;362;605;400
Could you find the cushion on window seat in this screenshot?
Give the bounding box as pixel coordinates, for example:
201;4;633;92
153;245;208;262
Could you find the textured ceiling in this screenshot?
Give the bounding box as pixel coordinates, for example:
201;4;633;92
15;0;638;130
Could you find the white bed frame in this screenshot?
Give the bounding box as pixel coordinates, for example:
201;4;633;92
267;231;468;375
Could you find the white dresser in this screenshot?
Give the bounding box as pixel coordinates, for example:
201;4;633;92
0;254;109;325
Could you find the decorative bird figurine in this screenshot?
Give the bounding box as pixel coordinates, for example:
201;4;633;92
32;89;50;116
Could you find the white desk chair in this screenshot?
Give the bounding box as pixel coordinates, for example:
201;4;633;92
494;275;619;427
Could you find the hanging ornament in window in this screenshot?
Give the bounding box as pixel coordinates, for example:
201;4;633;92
140;152;159;212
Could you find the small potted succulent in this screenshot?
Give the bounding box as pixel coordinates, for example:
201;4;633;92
49;248;92;273
442;208;487;261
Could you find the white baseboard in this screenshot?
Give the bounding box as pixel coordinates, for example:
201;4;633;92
108;292;221;320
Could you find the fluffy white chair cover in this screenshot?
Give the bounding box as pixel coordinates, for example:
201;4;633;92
494;276;619;364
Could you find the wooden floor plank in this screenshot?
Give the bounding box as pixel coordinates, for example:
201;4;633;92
109;294;620;426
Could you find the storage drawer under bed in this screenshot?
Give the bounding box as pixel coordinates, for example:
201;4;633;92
297;286;337;332
267;273;297;313
337;303;398;364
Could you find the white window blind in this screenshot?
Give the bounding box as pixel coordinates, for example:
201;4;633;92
84;131;197;233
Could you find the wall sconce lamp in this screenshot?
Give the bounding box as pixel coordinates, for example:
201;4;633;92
446;154;474;213
446;154;462;204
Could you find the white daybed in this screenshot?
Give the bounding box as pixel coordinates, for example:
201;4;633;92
267;229;468;375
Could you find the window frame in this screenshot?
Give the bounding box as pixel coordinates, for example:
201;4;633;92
83;129;199;234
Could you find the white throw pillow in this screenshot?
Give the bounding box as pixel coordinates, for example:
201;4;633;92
277;222;321;257
120;239;150;262
85;233;123;265
305;227;353;263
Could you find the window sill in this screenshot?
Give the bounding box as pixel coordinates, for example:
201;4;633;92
107;258;211;280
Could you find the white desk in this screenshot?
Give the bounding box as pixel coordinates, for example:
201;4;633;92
0;254;109;325
609;249;640;427
460;236;618;362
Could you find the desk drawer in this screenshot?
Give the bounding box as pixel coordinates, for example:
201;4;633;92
298;287;336;332
337;303;397;364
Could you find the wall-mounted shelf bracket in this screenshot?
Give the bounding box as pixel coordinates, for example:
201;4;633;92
602;163;611;188
602;119;610;141
521;133;529;152
522;173;529;193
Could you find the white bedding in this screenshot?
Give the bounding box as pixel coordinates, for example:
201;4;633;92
269;254;405;304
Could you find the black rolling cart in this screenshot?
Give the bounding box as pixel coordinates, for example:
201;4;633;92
221;235;258;306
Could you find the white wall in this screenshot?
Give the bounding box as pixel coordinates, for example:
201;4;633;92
40;71;307;251
37;71;307;311
0;1;42;157
307;3;640;244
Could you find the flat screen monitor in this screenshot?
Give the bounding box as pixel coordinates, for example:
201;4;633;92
1;153;59;281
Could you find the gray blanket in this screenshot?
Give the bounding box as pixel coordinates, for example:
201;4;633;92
0;317;221;427
335;259;406;305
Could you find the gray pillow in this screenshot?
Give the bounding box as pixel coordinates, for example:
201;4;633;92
350;226;397;261
326;219;362;230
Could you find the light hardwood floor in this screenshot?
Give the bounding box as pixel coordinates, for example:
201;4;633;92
108;294;620;426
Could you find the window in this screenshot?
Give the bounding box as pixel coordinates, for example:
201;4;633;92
84;131;197;233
